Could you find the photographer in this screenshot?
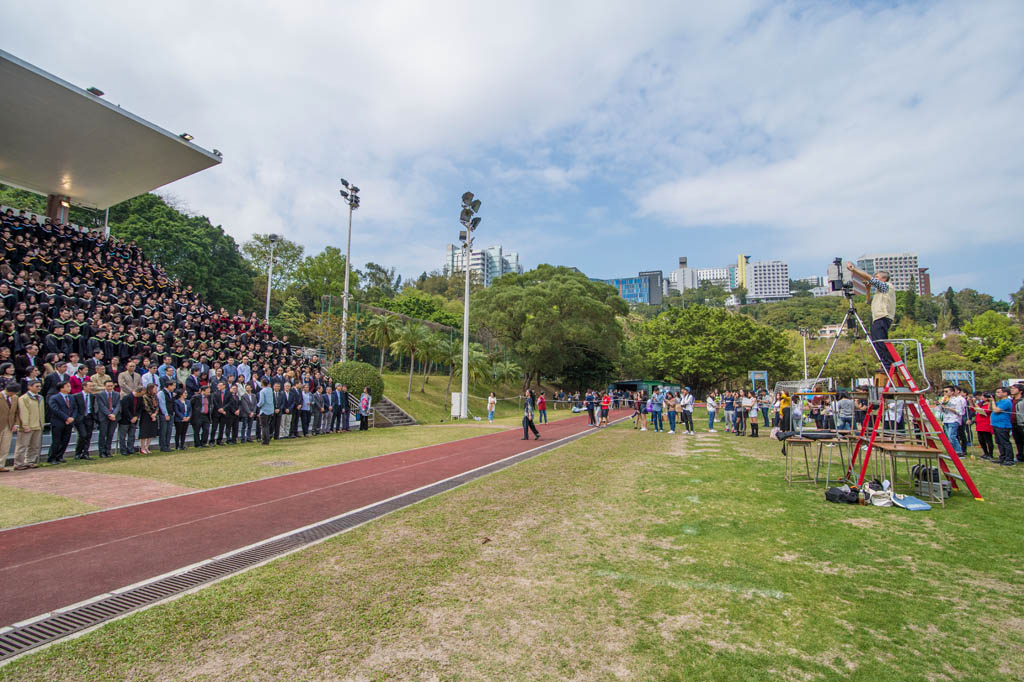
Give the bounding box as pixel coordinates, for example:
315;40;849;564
845;263;896;372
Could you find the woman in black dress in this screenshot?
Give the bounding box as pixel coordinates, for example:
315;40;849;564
138;384;160;454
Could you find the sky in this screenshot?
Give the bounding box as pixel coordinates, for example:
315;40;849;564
3;0;1022;298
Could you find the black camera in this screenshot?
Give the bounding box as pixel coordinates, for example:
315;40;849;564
827;257;854;298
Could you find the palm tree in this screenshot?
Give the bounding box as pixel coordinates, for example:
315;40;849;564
493;360;523;387
456;342;490;391
435;336;459;407
365;313;401;373
391;321;430;400
419;333;441;392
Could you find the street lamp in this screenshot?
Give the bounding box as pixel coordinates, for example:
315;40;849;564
265;233;281;322
799;327;810;380
339;179;360;362
458;191;481;419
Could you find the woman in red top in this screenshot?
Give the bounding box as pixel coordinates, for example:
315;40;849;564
599;392;611;427
973;392;994;460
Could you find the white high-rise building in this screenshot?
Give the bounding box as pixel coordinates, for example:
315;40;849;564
443;243;523;286
856;253;926;294
695;267;731;288
745;260;791;302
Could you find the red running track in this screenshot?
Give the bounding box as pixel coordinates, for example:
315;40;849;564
0;411;627;626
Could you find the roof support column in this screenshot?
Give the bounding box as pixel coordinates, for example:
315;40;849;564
45;193;69;223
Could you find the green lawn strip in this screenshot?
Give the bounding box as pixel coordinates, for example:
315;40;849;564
0;486;98;529
4;419;1022;681
382;372;561;425
30;424;505;492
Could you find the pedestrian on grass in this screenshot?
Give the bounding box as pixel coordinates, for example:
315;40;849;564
679;387;695;435
487;392;497;423
664;391;677;433
705;391;718;432
988;388;1016;466
974;392;994;460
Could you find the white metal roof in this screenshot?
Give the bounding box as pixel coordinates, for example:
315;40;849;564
0;49;221;209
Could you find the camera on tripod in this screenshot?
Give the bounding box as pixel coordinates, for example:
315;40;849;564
827;257;855;298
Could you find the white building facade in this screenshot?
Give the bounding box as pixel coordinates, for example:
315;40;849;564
856;253;925;294
443;243;523;287
745;260;791;303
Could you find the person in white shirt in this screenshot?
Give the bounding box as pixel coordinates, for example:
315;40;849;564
937;385;965;455
487;392;497;423
679;387;695;434
705;391;718;432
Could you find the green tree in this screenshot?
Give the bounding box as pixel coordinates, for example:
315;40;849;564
626;305;797;396
471;265;628;392
300;312;344;363
294;247;359;305
962;310;1022;364
943;287;962;330
681;280;730;308
272;297;307;341
391;322;430;399
493;359;523;387
108;194;255;310
364;313;402;373
360;262;402;304
242;234;305;289
457;342;491;388
434;336;460;407
327;361;384;404
1011;280;1024;319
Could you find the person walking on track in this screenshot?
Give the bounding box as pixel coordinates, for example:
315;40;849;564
522;390;540;440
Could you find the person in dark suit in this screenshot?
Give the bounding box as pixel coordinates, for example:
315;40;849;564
157;382;175;453
190;385;212;448
323;385;336;433
71;386;98;459
46;380;77;463
13;343;40;380
272;382;284;439
185;366;202;399
225;385;241;444
43;361;70;399
288;383;303;438
239;384;257;442
312;386;326;434
211;381;230;445
118;387;142;455
338;384;352;432
95;379;120;458
173;389;192;450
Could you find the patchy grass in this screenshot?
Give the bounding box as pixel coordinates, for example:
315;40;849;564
4;413;1023;681
0;485;98;529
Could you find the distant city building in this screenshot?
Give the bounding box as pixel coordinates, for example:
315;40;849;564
695;267;730;288
856;252;928;294
745;260;791;303
443;243;522;287
798;275;825;287
667;257;699;292
918;267;931;296
809;286;831;297
598;270;665;305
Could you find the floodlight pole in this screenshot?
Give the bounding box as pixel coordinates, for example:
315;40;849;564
799;328;809;380
341;198;353;362
264;236;278;322
460;236;472;419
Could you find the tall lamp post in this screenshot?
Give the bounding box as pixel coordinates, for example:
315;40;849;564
458;191;482;419
264;233;280;322
799;327;810;380
339;179;360;362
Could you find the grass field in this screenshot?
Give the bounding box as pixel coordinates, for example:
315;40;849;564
4;410;1022;681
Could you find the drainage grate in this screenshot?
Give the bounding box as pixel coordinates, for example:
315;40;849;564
0;419;620;663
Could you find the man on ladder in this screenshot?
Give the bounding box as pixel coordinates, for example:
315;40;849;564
846;263;896;376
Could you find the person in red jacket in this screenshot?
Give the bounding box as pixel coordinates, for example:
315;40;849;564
974;392;994;460
599;391;611;427
536;392;547;424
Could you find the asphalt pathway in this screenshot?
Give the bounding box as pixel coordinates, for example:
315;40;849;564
0;411;627;626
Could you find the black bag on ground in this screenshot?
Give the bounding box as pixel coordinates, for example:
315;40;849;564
825;486;859;504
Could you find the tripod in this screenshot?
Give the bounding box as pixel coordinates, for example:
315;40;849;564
812;292;885;387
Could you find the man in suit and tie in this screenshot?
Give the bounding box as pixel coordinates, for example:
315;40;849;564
12;381;45;469
239;383;258;443
272;382;284;439
279;381;294;439
118;386;142;455
185;366;202;399
323;385;335;434
46;380;77;463
211;381;230;446
119;359;142;398
225;384;241;444
339;384;352;432
288;382;303;438
13;344;39;381
43;361;70;400
190;385;213;448
72;386;98;459
157;381;175;453
96;379;121;458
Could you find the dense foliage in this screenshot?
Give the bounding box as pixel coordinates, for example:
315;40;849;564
327;361;383;404
471;265;628;390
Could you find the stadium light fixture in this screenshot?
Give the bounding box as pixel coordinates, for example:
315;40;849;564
339;177;361;362
264;234;282;322
86;87;104;97
457;191;482;419
179;133;194;141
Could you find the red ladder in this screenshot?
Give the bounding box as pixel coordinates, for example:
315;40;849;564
846;341;983;501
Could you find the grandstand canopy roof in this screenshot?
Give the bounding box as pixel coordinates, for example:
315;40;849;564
0;49;222;210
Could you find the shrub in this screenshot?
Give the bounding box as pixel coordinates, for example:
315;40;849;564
327;361;384;403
